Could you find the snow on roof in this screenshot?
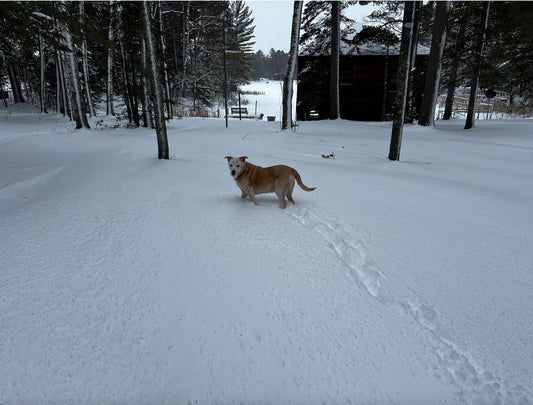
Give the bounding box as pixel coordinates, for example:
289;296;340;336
300;41;431;57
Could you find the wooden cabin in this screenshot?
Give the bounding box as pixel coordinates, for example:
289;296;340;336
296;45;429;122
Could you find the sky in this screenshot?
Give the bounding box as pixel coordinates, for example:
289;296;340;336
246;1;376;53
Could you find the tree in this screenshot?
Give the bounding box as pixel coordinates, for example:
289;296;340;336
442;2;468;120
79;1;95;117
299;1;355;55
389;1;415;161
465;1;490;130
106;0;115;116
225;1;255;94
484;1;533;102
142;1;169;159
329;1;340;120
418;0;450;126
282;1;303;130
55;2;90;129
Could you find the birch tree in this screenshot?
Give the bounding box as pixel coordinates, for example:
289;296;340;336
55;2;89;129
62;22;90;129
418;0;450;126
142;1;169;159
282;1;303;130
389;1;415;161
79;1;95;117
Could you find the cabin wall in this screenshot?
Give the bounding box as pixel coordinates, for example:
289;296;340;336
297;55;427;122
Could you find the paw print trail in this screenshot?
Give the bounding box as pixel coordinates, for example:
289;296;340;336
285;206;531;405
286;206;387;298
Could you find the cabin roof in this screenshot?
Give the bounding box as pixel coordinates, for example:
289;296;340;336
299;41;431;57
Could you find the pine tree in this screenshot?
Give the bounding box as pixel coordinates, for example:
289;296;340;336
418;0;450;126
389;1;415;161
465;1;490;130
329;0;340;120
142;1;169;159
442;2;469;121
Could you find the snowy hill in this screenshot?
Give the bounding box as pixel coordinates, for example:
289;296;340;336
1;97;532;404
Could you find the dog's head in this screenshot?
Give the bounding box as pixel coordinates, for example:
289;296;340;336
224;155;247;179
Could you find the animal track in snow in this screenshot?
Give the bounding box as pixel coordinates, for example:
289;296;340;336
286;206;531;405
286;206;387;298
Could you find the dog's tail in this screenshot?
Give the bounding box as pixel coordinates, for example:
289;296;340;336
291;169;316;192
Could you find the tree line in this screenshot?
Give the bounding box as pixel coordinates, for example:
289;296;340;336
0;1;255;158
248;49;289;81
281;1;533;158
1;1;532;160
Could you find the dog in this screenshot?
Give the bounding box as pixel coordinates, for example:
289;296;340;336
225;156;316;208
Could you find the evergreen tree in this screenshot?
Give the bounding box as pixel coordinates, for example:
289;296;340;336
299;0;355;55
389;1;416;161
225;1;256;94
418;0;450;126
465;1;490;130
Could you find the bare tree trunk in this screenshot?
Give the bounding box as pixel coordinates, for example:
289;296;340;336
142;0;169;159
55;52;61;113
389;1;415;161
406;0;422;123
117;4;137;126
158;3;172;119
7;62;24;103
120;38;134;124
180;1;190;98
465;1;490;130
329;0;340;120
443;7;467;120
107;0;115;116
56;49;68;116
282;0;303;130
418;0;450;126
79;1;95;117
39;34;47;113
63;23;90;129
141;39;153;128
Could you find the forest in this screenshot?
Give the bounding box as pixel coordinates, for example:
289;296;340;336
1;1;533;151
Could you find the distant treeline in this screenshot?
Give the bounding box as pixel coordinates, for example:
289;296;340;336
248;49;289;81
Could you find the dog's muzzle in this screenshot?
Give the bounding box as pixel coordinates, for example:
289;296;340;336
231;170;236;176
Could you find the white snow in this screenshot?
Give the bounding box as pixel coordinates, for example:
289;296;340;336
239;79;295;121
1;85;533;404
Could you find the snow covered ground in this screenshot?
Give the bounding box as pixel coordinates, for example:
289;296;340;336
1;85;533;404
239;79;294;120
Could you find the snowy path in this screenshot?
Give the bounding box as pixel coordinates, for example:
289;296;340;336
1;104;532;404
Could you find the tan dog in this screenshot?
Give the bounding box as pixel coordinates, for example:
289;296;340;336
225;156;316;208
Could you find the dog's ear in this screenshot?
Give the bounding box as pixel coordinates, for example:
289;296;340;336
224;156;232;161
239;156;248;162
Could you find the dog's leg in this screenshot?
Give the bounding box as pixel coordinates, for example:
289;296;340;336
275;189;287;209
286;177;295;205
249;192;258;204
286;190;295;205
244;187;258;204
240;189;247;199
